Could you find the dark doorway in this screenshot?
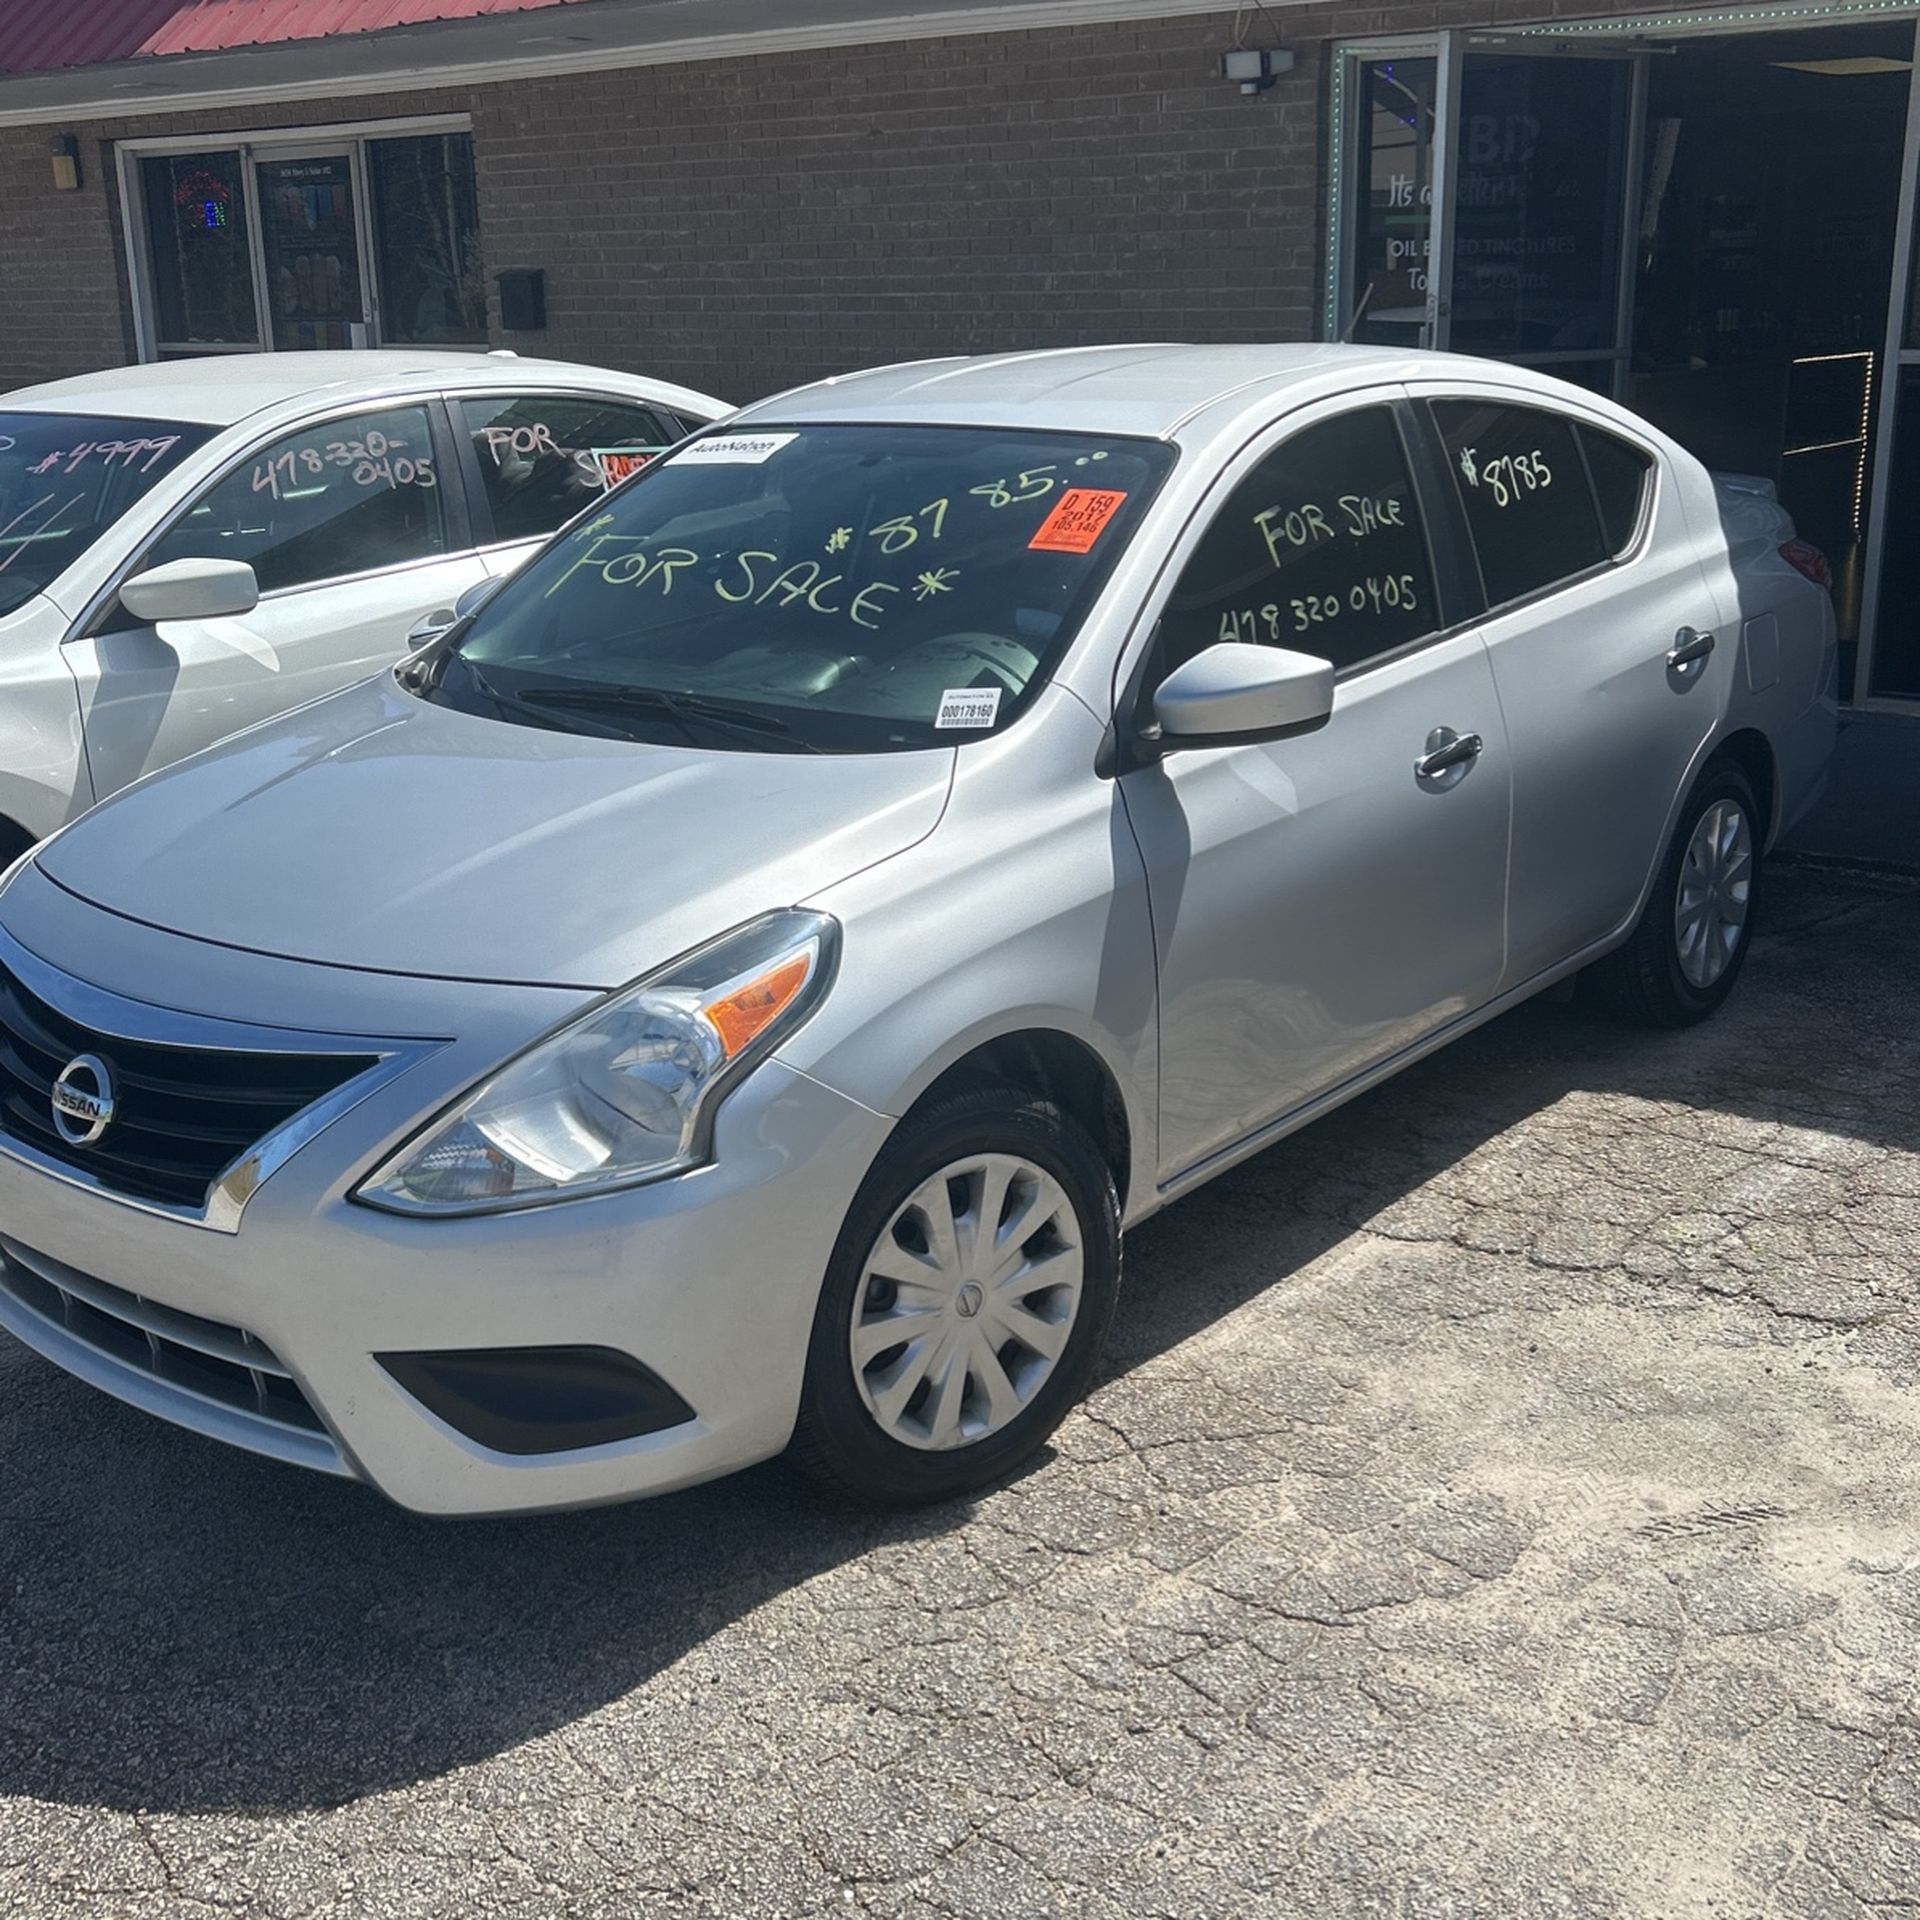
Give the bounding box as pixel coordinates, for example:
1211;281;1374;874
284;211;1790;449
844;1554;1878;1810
1629;25;1911;695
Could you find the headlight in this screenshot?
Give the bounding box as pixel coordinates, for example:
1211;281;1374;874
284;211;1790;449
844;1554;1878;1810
356;910;838;1216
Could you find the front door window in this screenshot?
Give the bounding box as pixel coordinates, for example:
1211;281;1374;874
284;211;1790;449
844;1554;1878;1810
256;154;367;352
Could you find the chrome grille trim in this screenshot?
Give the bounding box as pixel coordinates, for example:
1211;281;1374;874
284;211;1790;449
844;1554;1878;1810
0;918;443;1233
0;1235;353;1477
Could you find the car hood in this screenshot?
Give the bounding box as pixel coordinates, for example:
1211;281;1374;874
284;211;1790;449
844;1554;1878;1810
37;676;954;990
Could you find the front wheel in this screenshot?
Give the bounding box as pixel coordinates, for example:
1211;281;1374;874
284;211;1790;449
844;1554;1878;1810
789;1085;1121;1506
1588;759;1762;1027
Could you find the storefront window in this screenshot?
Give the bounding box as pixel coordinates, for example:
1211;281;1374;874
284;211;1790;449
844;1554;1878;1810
131;124;485;358
371;133;486;346
1447;57;1630;359
139;151;260;352
1349;59;1438;348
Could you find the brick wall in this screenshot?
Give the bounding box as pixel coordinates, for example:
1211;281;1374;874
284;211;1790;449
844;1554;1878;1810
0;0;1754;403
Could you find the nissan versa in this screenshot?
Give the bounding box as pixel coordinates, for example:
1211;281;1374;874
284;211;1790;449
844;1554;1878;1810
0;345;1835;1513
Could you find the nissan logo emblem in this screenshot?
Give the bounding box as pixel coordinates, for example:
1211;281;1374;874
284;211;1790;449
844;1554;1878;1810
50;1053;116;1147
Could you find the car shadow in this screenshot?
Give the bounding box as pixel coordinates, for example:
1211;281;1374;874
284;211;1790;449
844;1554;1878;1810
0;861;1912;1817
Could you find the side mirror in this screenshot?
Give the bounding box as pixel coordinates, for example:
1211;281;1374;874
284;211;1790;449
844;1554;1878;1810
1150;642;1336;748
119;557;260;625
407;578;503;650
454;577;503;622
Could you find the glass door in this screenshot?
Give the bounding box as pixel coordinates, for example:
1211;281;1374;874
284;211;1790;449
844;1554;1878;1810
1336;39;1645;396
1443;48;1642;395
253;150;370;352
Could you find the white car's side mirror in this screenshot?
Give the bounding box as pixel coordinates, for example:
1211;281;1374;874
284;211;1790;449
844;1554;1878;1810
1151;642;1336;749
119;557;260;625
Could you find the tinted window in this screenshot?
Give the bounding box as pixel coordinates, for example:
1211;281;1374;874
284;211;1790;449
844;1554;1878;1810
1580;425;1655;554
431;423;1174;753
1431;400;1608;607
1159;407;1438;676
0;415;212;618
370;133;486;347
147;405;446;596
460;395;685;545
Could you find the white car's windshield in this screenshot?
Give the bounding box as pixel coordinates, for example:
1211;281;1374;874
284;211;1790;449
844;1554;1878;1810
424;423;1176;753
0;414;211;617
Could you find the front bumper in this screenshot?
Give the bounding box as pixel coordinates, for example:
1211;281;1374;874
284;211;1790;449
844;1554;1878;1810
0;872;892;1515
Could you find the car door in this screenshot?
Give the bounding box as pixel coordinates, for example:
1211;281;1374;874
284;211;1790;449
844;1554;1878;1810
1116;397;1512;1185
63;399;490;801
1409;386;1729;987
452;392;697;583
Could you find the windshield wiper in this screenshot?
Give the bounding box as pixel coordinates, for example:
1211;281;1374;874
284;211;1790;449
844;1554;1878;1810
507;683;824;754
434;657;651;744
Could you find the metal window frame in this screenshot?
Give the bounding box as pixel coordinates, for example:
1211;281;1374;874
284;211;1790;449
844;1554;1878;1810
115;113;473;366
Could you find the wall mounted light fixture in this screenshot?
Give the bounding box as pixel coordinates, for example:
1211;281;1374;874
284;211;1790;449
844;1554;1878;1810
49;135;80;192
1219;47;1295;94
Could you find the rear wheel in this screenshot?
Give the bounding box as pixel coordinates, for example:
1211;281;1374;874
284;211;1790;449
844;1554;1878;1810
1588;760;1761;1027
789;1085;1120;1506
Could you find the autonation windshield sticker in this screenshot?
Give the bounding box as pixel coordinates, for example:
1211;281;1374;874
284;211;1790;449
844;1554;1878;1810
675;432;797;466
936;686;1002;730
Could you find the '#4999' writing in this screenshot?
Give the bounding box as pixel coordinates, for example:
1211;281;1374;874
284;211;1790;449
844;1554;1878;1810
1220;572;1420;643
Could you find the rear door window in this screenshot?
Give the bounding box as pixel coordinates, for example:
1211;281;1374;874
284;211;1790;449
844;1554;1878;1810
1430;399;1610;608
459;395;686;545
1158;405;1440;677
146;403;446;595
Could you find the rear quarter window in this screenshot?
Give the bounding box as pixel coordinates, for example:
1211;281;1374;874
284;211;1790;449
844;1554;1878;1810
1580;425;1656;555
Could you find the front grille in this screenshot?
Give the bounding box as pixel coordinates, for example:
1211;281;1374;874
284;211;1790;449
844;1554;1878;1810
0;1234;350;1476
0;957;378;1211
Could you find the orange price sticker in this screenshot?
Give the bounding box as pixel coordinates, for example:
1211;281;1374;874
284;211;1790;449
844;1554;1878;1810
1028;487;1128;554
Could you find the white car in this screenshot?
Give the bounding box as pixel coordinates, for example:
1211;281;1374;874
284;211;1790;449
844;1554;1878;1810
0;345;1838;1514
0;351;727;859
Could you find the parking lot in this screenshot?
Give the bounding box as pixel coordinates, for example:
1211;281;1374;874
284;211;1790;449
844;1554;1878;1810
0;857;1915;1920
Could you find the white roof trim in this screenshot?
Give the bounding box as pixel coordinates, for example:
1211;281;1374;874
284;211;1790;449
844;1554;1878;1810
0;0;1252;128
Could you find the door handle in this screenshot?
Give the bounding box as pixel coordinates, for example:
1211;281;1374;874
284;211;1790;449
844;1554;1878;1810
1415;727;1484;783
1667;627;1716;671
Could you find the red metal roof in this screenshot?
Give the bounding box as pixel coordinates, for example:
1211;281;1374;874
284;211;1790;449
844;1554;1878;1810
0;0;596;76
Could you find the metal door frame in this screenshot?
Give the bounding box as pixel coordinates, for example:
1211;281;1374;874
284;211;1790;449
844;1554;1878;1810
1330;34;1648;398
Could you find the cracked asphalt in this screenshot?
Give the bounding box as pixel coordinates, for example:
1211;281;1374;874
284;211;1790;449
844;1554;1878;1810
4;859;1920;1919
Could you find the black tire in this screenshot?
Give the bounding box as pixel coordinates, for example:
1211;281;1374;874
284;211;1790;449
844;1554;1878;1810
1587;759;1762;1028
789;1084;1121;1507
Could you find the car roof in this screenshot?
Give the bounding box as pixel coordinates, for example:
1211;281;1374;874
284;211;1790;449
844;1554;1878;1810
1;351;725;429
732;343;1593;446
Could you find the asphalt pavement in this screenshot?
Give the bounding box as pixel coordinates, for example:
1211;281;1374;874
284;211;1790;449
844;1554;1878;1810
3;858;1919;1919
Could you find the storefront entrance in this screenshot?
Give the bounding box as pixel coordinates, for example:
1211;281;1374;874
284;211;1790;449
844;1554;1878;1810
1330;10;1920;709
118;117;486;362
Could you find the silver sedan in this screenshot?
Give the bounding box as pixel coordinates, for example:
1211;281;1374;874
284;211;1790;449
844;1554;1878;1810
0;345;1837;1512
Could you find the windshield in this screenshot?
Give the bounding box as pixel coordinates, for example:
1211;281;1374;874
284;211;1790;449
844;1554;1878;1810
0;414;212;618
426;423;1175;753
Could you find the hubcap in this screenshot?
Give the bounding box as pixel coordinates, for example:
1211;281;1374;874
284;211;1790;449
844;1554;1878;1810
850;1151;1084;1452
1674;797;1753;989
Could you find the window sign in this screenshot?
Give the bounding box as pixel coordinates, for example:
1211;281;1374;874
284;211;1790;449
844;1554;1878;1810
1431;399;1610;606
147;404;447;595
459;396;687;544
140;151;260;352
1159;408;1440;677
